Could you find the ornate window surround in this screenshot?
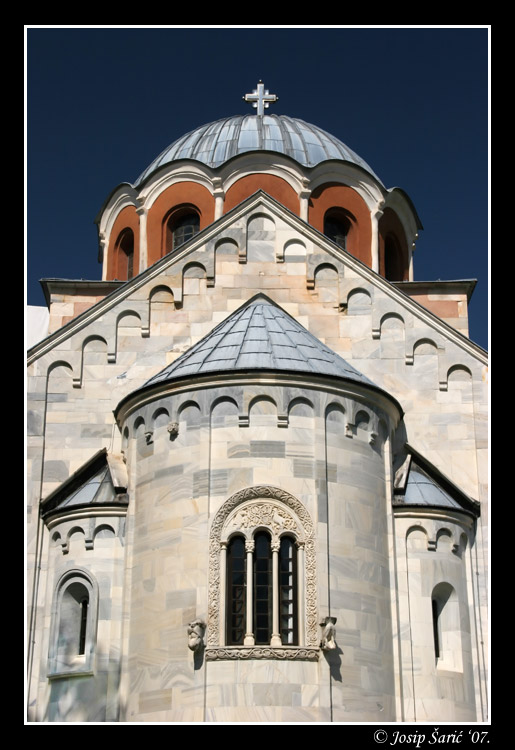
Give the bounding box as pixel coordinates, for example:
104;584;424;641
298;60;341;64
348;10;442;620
206;486;319;661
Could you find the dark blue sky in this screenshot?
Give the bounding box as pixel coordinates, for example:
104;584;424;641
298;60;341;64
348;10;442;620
26;26;489;350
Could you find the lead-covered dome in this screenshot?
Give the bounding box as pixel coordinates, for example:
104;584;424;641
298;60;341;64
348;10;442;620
135;114;382;186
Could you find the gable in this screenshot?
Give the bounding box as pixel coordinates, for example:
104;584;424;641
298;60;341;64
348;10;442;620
28;191;486;366
27;191;487;502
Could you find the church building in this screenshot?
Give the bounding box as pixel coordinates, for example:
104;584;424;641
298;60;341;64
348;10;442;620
26;83;488;723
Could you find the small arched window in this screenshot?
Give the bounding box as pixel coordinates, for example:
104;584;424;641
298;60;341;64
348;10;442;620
431;582;463;671
48;570;98;677
324;209;350;250
165;207;200;254
384;234;403;281
116;228;135;280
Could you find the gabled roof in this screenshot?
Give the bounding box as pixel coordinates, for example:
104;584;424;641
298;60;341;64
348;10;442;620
143;294;376;388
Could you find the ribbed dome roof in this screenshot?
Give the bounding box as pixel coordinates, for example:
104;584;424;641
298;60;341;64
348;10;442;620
143;295;377;388
135;114;382;185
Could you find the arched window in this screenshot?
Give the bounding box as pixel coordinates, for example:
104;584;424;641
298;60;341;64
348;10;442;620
431;582;463;671
116;228;135;280
48;570;98;676
323;209;350;250
165;207;200;254
225;529;297;648
384;234;403;281
208;488;319;659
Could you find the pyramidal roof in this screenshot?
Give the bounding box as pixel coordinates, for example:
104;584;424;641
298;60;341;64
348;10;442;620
144;295;376;388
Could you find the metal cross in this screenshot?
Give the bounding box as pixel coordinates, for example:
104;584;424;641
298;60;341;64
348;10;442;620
243;81;278;116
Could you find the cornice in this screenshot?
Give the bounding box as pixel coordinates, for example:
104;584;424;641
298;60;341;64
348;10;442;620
113;369;404;430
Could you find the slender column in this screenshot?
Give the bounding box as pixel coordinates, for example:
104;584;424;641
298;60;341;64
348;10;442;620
409;233;418;281
296;541;306;646
98;232;107;280
219;542;228;645
299;186;311;222
270;540;282;646
136;204;148;274
371;200;385;274
213;179;225;220
243;540;255;645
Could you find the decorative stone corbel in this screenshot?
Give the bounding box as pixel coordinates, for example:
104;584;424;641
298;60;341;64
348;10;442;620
144;430;153;445
187;619;206;653
167;422;179;440
319;616;337;651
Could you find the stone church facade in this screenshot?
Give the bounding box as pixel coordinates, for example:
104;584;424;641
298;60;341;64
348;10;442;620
27;85;488;723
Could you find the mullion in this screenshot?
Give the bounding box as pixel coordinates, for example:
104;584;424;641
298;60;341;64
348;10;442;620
253;532;272;645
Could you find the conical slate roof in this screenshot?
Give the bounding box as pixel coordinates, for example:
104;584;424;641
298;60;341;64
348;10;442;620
393;451;480;517
144;295;376;388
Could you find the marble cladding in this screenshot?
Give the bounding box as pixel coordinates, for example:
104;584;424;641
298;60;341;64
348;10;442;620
27;201;488;722
116;379;398;721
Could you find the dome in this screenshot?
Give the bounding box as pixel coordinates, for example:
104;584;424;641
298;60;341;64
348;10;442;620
134;114;382;186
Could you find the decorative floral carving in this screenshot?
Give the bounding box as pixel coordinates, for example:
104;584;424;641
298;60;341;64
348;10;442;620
231;503;299;535
205;647;319;661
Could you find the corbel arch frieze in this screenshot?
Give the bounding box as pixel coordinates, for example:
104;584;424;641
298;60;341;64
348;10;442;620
405;328;444;366
45;357;78;386
211;233;245;264
404;516;473;554
306;254;346;291
339;280;374;312
107;308;146;363
71;335;108;389
439;362;474;393
371;308;406;341
278;237;308;264
162;251;216;303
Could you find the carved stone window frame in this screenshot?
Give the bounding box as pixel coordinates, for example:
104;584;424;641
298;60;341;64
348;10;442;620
207;485;318;661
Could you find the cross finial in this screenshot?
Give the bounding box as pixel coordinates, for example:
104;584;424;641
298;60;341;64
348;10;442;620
243;81;278;116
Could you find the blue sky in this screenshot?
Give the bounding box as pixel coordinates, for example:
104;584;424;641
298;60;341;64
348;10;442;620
26;26;489;350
